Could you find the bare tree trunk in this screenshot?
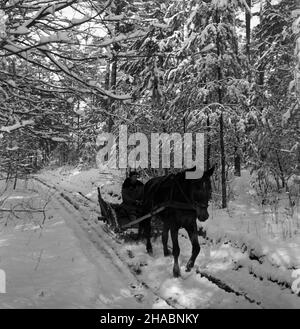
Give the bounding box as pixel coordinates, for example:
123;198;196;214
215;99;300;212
219;113;227;208
13;171;18;190
77;113;80;153
234;122;241;177
234;149;241;176
206;115;211;171
216;9;227;208
6;171;10;183
104;60;111;137
108;57;117;132
257;0;265;88
245;0;251;62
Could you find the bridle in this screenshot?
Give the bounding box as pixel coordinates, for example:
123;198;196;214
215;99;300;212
171;176;209;213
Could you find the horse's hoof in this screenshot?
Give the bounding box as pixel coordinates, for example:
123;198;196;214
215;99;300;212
185;266;194;272
98;216;107;223
185;261;194;272
147;248;153;256
173;267;181;278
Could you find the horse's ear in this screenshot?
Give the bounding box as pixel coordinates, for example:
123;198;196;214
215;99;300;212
204;165;215;177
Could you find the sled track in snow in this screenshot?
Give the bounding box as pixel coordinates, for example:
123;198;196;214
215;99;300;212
33;177;186;309
196;269;262;307
177;230;298;304
164;239;263;308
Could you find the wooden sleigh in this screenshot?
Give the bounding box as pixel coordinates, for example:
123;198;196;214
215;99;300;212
97;187;198;231
97;187;166;231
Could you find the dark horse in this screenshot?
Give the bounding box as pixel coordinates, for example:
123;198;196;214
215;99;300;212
139;166;215;277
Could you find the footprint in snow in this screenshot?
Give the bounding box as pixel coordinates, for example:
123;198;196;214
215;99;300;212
134;294;144;302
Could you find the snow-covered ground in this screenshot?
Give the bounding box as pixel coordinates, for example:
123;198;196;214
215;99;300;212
1;166;300;308
0;178;157;308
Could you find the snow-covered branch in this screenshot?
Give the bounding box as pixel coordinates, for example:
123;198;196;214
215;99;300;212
0;120;34;133
292;7;300;102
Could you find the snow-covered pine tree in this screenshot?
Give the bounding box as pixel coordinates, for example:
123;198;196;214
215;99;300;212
164;0;250;208
249;0;299;190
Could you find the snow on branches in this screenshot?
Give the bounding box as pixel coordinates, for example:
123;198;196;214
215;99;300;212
292;6;300;102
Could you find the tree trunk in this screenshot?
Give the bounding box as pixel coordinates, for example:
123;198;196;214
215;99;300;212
13;171;18;190
6;171;10;183
257;0;265;87
245;0;251;62
104;60;111;135
234;149;241;177
206;115;211;171
216;9;227;208
234;122;241;176
77;113;80;153
219;113;227;208
108;56;117;132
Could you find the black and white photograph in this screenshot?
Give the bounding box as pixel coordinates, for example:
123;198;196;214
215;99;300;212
0;0;300;315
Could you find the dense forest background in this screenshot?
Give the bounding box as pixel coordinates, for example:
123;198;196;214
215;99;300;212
0;0;299;208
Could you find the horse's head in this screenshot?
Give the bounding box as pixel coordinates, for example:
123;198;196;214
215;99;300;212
185;166;215;221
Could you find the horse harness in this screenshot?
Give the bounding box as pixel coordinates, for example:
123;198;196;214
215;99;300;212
151;174;208;216
121;174;209;229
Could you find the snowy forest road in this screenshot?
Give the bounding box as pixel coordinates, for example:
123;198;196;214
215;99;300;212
1;173;299;308
0;178;159;308
31;175;260;308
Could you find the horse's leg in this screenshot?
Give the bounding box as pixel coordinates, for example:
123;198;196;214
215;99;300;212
185;222;200;272
162;221;171;256
170;226;180;277
137;223;143;241
143;218;153;255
